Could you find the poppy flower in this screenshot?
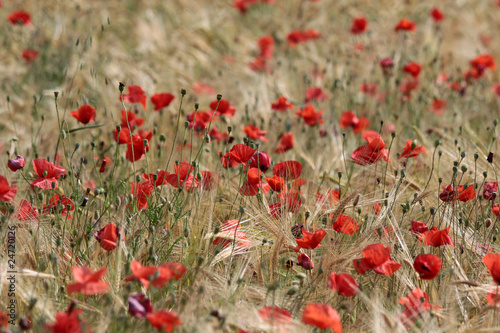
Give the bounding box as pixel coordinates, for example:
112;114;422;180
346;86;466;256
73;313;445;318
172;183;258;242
239;182;260;196
128;293;153;319
192;82;215;95
360;83;378;97
249;151;271;172
431;8;444;23
399;140;427;158
296;105;324;126
69;104;96;124
131;181;154;210
399;78;419;101
271;96;293;112
265;175;285;192
353;243;401;276
274;132;294;153
120;110;145;128
0;176;17;202
242;124;268;141
327;272;359;297
273;161;302;180
212;219;251;250
193;170;219;191
208;126;228;142
430;98;447;115
44;302;85;333
257;35;275;60
66;266;110;295
258;306;292;327
483;253;500;284
249;57;268;72
351;135;389;165
419;227;455;247
339;111;369;133
395;18;416;32
379;58;395;76
351;17;368;34
287;29;321;47
332;214;360;235
295;228;326;251
31;158;65;189
297;253;314;270
125;261;159;289
151;92;175;111
402;62;422;78
8;155;25;172
210;99;236;118
22;49;38;64
42;194;75;218
372;202;381;215
301;303;342;332
126;134;149;162
316;189;340;207
411;219;428;235
399;288;441;324
484;182;498;200
228;144;257;164
470;54;496;72
8;11;31;26
439;184;475;202
413;254;442;280
94;222;120;251
487;288;500;305
493;204;500;217
146;310;181;332
16;199;39;222
305;87;328;104
122;85;147;109
142;171;170;187
152;263;187;288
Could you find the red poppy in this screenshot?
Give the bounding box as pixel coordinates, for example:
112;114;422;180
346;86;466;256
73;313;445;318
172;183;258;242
197;171;218;191
351;135;389;165
413;254;442;280
295;228;326;251
146;310;181;332
316;189;340;207
8;155;25;172
142;170;170;187
42;194;75;218
431;8;444;23
126;134;149;162
8;11;31;25
265;175;284;192
399;140;427;158
94;222;120;251
69;104;96;124
439;184;475;202
360;83;377;96
249;57;268;72
372;202;382;215
399;78;419;101
120;110;145;128
493;204;500;217
470;54;496;72
483;253;500;284
129;293;153;319
16;200;39;222
210;99;236;117
131;181;154;210
249;151;271;172
402;62;422;78
31;158;65;189
287;29;321;47
257;35;275;60
418;227;455;247
22;49;38;64
271;96;293;111
150;92;174;111
297;105;324;126
212;219;251;250
258;306;292;327
487;288;500;305
351;17;368;34
122;85;147;109
44;303;85;333
339;111;369;133
395;18;416;32
66;266;110;295
228;144;257;164
305;87;328;103
297;253;314;270
208;126;228;142
0;176;16;202
327;272;359;297
274;132;294;153
430;98;446;115
353;243;401;276
399;288;441;324
484;182;498;200
411;219;428;235
301;303;342;332
379;58;395;76
153;263;187;288
125;261;159;289
242;124;268;141
332;214;359;235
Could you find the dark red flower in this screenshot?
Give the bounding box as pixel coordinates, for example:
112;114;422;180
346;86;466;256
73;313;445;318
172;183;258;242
273;160;302;180
431;8;444;23
31;158;65;189
484;253;500;284
411;219;428;235
305;87;328;103
8;155;25;172
402;62;422;78
332;214;360;235
413;254;442;280
274;132;294;153
8;11;31;26
131;181;154;210
296;105;324;126
249;151;271;172
146;310;181;332
484;182;498;200
302;303;342;332
66;266;110;295
128;293;153;319
271;96;293;112
418;227;455;247
353;243;401;276
399;139;427;158
70;104;96;124
151;92;175;111
295;228;326;251
351;17;368;34
439;184;475;202
22;49;38;64
94;222;120;251
122;85;147;109
297;253;314;270
0;176;16;202
327;272;359;297
395;18;416;32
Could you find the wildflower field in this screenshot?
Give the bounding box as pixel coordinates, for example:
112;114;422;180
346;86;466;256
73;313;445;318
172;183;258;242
1;0;500;332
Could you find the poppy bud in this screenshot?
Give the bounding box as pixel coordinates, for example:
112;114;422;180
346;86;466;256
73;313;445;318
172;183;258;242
8;155;25;172
194;102;199;110
99;159;107;173
488;152;494;164
119;82;125;92
181;88;187;95
54;91;59;99
217;94;222;101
